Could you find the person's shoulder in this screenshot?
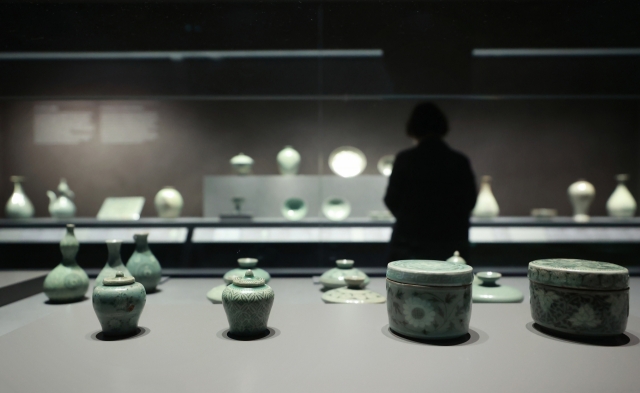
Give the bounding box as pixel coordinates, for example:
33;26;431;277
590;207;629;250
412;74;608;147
395;146;418;160
446;145;471;164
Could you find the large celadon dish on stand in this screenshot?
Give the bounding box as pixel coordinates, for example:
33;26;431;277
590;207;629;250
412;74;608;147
320;259;370;289
328;146;367;178
322;276;385;304
386;260;474;340
472;272;523;303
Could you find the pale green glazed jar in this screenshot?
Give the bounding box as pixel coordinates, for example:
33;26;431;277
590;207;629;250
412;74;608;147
5;176;34;219
43;224;89;303
472;272;524;303
386;260;473;340
322;276;386;304
95;240;132;286
528;259;629;337
126;233;162;292
223;258;271;285
320;259;370;289
222;270;275;337
92;272;146;337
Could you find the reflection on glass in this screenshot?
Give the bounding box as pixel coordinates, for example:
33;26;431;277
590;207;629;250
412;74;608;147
322;197;351;221
377;155;395;177
281;197;307;221
328;146;367;178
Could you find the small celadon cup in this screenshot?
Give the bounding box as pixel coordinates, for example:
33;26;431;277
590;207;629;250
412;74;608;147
386;260;473;340
319;259;370;289
92;271;146;337
528;259;629;337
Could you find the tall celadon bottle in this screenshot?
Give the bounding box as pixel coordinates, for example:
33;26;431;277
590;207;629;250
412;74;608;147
43;224;90;303
126;233;162;292
472;175;499;218
95;240;131;286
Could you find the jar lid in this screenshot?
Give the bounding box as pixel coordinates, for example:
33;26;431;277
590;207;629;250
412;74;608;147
528;259;629;290
386;260;474;286
103;271;135;286
232;270;265;288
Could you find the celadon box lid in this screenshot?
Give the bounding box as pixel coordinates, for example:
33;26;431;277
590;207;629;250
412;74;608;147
528;259;629;290
386;260;474;286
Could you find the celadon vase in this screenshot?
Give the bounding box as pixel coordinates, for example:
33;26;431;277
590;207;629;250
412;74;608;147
568;179;595;222
230;153;254;175
47;178;76;218
5;176;34;218
472;175;499;218
222;270;275;338
43;224;89;303
95;240;132;286
126;233;162;292
154;186;184;218
92;271;146;337
606;174;636;218
276;146;301;175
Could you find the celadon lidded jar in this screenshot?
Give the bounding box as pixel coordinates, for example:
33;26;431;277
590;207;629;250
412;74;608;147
222;270;275;337
386;260;474;340
43;224;89;303
320;259;370;289
223;258;271;285
92;272;146;337
528;259;629;337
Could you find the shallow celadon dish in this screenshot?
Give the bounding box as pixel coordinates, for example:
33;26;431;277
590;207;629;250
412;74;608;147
472;272;524;303
528;259;629;337
386;260;473;340
322;276;385;304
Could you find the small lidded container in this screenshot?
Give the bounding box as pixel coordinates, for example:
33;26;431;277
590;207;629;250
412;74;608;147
386;260;474;340
528;259;629;337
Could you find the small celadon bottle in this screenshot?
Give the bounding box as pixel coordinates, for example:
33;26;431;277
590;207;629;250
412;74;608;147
95;240;131;287
126;233;162;292
92;271;146;337
43;224;89;303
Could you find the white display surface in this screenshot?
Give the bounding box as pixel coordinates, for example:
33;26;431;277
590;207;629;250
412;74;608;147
0;277;639;393
0;228;188;243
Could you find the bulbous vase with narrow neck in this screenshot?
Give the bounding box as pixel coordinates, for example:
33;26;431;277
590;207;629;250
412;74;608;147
43;224;90;303
47;178;76;218
277;146;301;175
5;176;34;219
95;240;131;286
607;174;636;218
568;179;595;222
472;176;500;218
126;233;162;292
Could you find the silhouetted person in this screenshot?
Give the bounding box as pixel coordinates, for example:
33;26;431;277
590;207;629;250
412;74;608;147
384;103;476;262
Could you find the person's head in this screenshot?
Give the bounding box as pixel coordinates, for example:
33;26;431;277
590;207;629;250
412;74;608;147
406;102;448;141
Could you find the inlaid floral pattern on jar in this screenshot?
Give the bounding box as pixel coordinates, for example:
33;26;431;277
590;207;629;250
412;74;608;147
529;281;628;336
387;279;471;340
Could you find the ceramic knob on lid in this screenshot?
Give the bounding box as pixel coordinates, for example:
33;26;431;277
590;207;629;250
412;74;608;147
223;258;270;284
336;259;354;269
92;271;146;337
446;251;466;265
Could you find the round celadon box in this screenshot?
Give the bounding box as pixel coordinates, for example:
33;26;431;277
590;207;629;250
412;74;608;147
386;260;473;340
528;259;629;337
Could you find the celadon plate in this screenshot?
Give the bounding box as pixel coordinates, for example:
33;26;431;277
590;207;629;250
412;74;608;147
472;271;524;303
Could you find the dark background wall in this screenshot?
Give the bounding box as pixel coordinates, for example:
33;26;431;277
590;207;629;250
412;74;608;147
0;99;638;218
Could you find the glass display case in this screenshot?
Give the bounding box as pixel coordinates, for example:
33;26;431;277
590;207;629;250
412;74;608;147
1;1;639;274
